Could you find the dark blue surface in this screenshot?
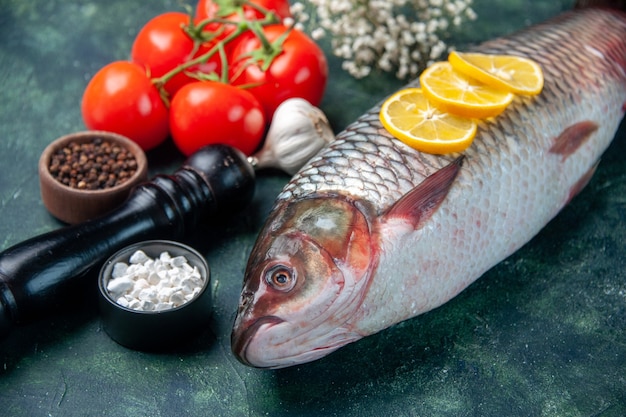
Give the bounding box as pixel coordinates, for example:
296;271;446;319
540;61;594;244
0;1;624;416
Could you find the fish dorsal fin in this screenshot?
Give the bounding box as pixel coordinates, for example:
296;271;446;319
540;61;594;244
383;156;463;230
549;120;599;161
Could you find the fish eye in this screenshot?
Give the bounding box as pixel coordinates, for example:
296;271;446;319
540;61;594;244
265;265;296;292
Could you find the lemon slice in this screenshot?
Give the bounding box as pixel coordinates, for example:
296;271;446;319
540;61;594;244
419;61;514;119
379;88;477;154
448;51;544;95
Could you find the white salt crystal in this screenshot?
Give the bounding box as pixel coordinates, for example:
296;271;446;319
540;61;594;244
107;249;204;312
138;287;158;302
140;300;155;311
159;251;171;262
111;262;128;279
107;277;134;296
147;271;160;285
129;250;149;264
134;278;149;290
170;292;186;307
155;302;173;311
170;255;187;268
116;297;130;308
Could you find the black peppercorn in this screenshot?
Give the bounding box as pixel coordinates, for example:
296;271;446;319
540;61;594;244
49;138;138;190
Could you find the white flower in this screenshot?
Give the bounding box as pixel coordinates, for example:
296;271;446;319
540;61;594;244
293;0;478;80
311;27;326;40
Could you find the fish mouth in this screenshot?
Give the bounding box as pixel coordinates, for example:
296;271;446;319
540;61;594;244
232;314;362;369
231;316;284;368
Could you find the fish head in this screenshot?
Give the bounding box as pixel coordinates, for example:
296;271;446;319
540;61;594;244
231;195;376;368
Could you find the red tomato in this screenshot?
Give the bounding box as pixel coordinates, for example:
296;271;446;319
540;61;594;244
81;61;169;150
131;12;222;97
229;25;328;119
169;82;266;156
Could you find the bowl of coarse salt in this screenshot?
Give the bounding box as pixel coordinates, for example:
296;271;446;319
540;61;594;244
98;240;211;351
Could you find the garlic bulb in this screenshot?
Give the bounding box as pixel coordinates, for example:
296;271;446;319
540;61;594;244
249;98;335;175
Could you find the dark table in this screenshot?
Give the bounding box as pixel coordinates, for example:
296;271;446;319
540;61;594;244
1;1;624;416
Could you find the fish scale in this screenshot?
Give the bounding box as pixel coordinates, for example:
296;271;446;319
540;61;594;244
280;112;450;212
281;9;625;214
232;7;626;368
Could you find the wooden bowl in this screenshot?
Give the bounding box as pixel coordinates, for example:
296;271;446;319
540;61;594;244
38;131;148;224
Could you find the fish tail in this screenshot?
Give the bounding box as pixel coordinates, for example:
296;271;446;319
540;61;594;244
575;0;626;10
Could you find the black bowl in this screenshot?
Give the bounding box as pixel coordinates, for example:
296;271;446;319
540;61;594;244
98;240;211;351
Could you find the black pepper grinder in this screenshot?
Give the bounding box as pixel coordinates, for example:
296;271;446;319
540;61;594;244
0;145;254;339
0;98;335;340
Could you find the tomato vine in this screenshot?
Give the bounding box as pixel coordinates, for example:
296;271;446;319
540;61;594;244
81;0;328;156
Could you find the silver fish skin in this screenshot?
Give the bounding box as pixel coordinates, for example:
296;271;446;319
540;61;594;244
231;8;626;369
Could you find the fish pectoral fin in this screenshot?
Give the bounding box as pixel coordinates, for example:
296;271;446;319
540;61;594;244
549;120;599;161
383;156;464;230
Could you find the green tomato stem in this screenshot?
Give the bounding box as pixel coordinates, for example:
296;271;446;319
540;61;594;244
152;10;280;92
